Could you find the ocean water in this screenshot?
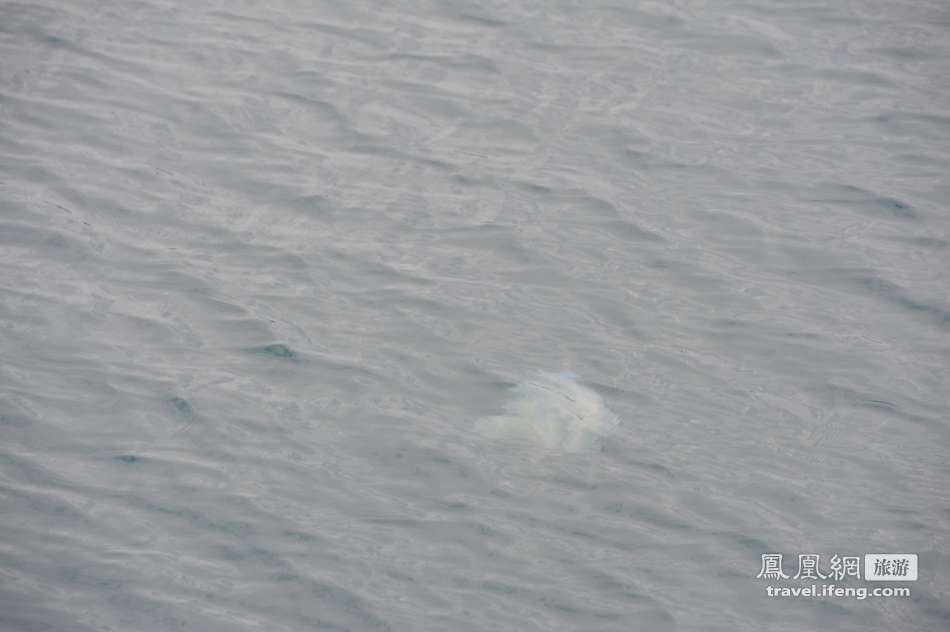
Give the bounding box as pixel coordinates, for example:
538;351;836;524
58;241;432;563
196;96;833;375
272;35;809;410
1;0;948;630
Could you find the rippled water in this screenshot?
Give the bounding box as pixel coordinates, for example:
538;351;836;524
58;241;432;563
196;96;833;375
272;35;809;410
2;1;949;630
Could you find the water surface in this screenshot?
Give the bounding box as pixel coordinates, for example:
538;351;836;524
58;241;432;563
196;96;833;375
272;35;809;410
1;1;949;630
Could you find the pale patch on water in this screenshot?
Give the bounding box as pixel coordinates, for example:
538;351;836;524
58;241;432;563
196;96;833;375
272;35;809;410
476;372;620;452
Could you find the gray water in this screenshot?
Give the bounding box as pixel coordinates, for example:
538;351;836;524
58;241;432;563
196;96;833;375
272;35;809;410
2;1;949;630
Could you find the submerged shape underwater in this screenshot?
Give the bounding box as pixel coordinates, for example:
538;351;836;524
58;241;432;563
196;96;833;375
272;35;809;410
477;372;620;452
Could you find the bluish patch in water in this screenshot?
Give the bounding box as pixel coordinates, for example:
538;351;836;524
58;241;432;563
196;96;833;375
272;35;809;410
255;344;296;359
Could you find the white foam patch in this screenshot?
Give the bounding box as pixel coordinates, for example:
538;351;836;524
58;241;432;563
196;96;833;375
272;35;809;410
476;372;620;452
